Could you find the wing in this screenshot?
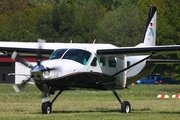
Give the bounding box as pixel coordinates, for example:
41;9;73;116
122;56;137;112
96;45;180;57
0;41;54;56
0;47;53;56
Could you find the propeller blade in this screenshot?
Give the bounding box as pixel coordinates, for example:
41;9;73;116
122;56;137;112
13;85;20;93
11;51;33;68
38;76;50;99
13;76;33;92
37;44;42;66
37;39;45;66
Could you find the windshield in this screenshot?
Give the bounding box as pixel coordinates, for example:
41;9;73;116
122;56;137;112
62;49;91;65
49;49;67;60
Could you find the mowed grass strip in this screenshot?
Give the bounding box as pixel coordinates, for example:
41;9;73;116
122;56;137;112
0;84;180;120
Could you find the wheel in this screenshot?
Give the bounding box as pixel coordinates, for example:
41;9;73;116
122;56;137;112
121;101;131;113
42;101;52;114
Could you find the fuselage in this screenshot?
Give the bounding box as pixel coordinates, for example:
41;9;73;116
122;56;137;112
32;48;153;92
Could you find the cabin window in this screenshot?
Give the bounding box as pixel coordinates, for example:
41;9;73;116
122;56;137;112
91;57;97;66
100;58;106;67
127;61;130;67
49;49;67;60
109;57;116;68
62;49;91;65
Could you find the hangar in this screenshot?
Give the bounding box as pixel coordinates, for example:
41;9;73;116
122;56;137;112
0;54;48;84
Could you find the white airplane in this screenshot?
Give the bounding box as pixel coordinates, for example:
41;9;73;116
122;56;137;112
1;5;180;114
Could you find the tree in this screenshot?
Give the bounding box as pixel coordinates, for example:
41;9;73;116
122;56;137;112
51;0;76;42
0;0;29;15
0;12;37;41
35;4;59;42
73;0;106;43
95;3;141;46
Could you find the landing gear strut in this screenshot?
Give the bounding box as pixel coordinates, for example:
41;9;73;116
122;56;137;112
106;87;131;113
41;86;64;114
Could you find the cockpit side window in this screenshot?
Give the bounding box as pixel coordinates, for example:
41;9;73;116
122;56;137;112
49;49;67;60
91;57;97;66
100;57;106;67
62;49;91;65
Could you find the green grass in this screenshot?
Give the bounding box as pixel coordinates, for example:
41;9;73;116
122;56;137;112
0;84;180;120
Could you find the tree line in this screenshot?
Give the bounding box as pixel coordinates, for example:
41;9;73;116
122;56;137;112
0;0;180;79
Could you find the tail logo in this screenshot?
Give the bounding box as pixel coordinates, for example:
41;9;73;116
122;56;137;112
148;23;154;37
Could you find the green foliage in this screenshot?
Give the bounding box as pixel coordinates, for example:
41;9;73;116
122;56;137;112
95;4;141;46
73;0;104;43
51;0;77;42
35;4;58;42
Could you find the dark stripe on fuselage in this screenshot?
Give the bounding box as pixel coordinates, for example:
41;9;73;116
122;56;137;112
35;72;117;92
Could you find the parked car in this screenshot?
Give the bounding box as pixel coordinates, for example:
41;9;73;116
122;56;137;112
136;75;164;84
155;78;180;84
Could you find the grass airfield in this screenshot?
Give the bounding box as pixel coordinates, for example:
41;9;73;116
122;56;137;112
0;84;180;120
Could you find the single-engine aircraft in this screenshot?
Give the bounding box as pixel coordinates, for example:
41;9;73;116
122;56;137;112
1;5;180;114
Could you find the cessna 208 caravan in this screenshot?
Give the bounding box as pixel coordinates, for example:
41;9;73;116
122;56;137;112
1;5;180;114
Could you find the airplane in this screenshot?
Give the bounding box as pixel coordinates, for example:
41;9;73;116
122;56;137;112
1;5;180;114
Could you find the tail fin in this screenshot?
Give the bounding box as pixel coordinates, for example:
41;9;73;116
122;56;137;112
136;5;157;47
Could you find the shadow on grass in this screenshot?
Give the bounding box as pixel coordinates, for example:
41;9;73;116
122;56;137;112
132;108;180;114
33;109;180;115
34;108;122;114
158;111;180;114
33;107;180;114
53;109;119;114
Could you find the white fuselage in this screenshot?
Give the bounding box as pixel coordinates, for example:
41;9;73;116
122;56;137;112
31;48;149;89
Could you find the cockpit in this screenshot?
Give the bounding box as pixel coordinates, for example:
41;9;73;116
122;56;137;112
49;49;92;65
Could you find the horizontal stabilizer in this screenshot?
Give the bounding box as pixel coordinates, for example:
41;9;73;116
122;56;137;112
146;59;180;64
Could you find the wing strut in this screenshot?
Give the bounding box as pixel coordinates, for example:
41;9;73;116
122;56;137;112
101;52;156;83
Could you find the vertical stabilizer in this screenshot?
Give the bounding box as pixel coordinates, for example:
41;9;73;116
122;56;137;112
137;5;157;47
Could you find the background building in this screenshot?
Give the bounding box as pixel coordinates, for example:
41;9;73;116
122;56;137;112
0;54;47;84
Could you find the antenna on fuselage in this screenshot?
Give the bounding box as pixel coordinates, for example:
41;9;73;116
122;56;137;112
70;40;73;43
93;39;96;44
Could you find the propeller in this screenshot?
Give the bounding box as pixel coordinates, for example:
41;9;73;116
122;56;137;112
13;76;33;92
6;40;54;96
11;51;34;68
37;39;44;66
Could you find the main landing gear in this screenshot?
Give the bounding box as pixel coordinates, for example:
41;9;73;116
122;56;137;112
106;87;131;113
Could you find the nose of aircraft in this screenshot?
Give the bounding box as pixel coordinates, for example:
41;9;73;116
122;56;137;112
31;64;45;78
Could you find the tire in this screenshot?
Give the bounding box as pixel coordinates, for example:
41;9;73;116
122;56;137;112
121;101;131;113
42;101;52;114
